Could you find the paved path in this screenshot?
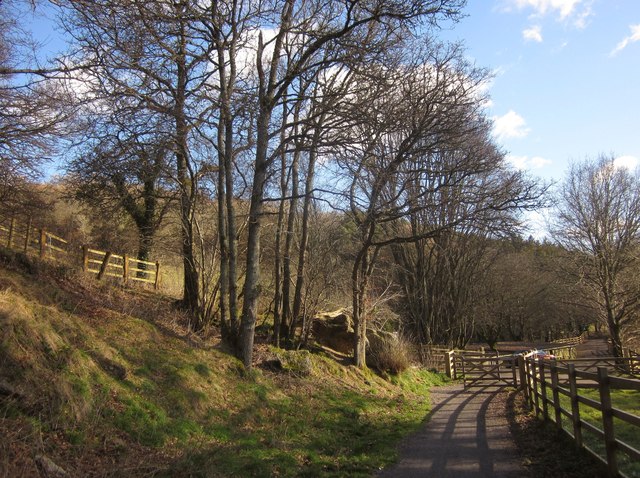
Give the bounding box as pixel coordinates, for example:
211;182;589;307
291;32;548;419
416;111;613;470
377;384;525;478
575;336;610;358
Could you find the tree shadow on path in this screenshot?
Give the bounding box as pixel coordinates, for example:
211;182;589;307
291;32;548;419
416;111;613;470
377;385;524;478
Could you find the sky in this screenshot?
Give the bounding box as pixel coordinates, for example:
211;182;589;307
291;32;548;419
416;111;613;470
24;0;639;235
27;0;638;188
439;0;640;185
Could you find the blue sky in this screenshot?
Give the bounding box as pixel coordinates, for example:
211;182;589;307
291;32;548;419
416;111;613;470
440;0;640;185
26;0;638;190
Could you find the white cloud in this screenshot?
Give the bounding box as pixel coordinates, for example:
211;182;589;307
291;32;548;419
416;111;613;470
508;0;583;19
523;25;543;42
493;110;531;140
507;154;552;170
572;3;593;29
610;24;640;56
530;156;553;168
613;155;639;170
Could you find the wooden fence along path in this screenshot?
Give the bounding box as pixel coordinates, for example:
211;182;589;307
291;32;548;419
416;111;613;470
0;214;68;260
0;213;160;289
82;247;159;288
421;336;640;477
521;355;640;478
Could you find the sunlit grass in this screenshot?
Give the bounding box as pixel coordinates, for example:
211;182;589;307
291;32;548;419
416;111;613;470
0;257;444;477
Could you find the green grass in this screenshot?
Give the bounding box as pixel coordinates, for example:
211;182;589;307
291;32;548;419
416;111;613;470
168;367;439;477
0;256;443;477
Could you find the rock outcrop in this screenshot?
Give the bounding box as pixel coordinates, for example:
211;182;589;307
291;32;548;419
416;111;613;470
311;309;354;354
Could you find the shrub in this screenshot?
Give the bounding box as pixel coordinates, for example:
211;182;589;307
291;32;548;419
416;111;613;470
367;333;414;374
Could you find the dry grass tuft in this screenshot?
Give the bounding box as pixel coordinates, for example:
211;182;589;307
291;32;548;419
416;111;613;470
367;333;414;375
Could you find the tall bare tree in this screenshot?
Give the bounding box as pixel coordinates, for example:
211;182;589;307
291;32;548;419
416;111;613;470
333;40;544;366
553;154;640;357
59;0;217;327
238;0;466;368
66;112;175;264
0;0;72;205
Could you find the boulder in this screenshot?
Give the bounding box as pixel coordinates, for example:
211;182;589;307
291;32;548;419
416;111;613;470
312;309;354;354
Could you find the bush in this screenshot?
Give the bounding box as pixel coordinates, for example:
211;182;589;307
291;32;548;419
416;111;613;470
367;333;414;374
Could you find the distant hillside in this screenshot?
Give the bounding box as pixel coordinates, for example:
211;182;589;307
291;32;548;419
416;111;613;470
0;247;445;477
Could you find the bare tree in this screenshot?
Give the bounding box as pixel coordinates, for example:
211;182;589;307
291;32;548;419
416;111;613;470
58;0;218;327
332;40;544;366
552;154;640;357
0;0;72;205
66;113;175;264
237;0;466;368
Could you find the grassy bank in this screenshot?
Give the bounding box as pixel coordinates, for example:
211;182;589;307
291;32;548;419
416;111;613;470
0;249;445;477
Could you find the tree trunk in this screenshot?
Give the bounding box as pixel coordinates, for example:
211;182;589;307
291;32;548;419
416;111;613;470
281;147;299;343
291;132;319;343
352;247;369;368
273;184;285;347
240;104;271;368
175;16;200;325
217;116;230;337
272;104;289;347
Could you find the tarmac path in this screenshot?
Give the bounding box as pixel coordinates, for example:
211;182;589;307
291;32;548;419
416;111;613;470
377;384;525;478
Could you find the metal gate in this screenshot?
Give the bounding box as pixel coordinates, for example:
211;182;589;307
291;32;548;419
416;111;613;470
460;354;518;388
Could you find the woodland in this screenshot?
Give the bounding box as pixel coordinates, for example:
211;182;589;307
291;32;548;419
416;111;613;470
2;0;639;372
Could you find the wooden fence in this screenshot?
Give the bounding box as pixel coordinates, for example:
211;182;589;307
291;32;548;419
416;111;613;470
460;353;519;388
520;354;640;478
0;213;160;289
418;345;487;378
0;214;69;260
82;246;160;289
418;346;451;374
550;331;589;347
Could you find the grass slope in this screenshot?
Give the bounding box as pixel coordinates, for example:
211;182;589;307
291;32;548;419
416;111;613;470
0;249;445;477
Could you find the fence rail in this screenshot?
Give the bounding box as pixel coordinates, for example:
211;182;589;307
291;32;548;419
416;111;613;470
0;213;160;290
551;331;589;346
460;354;518;388
521;354;640;477
0;214;69;260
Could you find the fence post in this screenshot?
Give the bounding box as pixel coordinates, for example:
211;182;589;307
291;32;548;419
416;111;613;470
518;355;526;392
24;216;32;253
532;359;540;415
82;245;89;272
551;361;562;430
526;357;534;410
97;252;112;281
461;356;467;389
123;254;129;286
540;361;549;420
445;351;454;378
597;367;618;477
39;229;47;259
154;261;160;290
7;216;16;248
567;364;583;448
